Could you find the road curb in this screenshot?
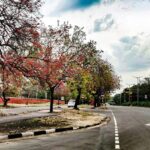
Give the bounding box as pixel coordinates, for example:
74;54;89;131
0;116;107;141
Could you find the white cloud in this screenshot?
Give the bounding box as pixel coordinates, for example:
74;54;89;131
40;0;61;16
112;33;150;72
94;14;115;32
40;0;150;92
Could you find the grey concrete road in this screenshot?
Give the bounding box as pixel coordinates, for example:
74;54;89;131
99;105;150;150
0;127;103;150
0;106;150;150
111;106;150;150
0;108;113;150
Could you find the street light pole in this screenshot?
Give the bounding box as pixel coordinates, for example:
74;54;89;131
137;84;139;105
134;77;141;105
145;77;150;100
127;84;132;105
119;76;122;105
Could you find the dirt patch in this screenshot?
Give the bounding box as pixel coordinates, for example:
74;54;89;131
60;109;105;127
0;109;105;135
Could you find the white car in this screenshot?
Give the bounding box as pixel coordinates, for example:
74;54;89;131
68;99;75;107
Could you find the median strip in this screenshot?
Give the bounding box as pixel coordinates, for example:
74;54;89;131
8;133;22;139
0;118;107;141
0;109;107;141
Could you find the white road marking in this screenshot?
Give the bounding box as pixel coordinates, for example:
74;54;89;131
115;137;119;140
115;140;119;144
145;123;150;126
111;110;120;150
115;145;120;149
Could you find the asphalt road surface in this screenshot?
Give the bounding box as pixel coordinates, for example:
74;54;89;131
0;105;150;150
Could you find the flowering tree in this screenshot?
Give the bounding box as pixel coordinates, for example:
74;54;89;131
0;0;42;106
21;24;70;112
0;0;42;56
55;82;70;98
0;65;22;106
23;23;97;112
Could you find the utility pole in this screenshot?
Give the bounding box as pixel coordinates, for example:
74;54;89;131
144;77;150;100
145;77;150;84
127;84;132;105
134;77;142;105
119;76;122;105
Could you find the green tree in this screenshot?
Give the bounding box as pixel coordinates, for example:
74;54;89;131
90;58;120;107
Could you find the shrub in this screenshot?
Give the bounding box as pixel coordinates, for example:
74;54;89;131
0;97;65;104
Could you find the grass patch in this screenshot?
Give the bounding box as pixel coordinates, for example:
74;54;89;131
0;116;70;134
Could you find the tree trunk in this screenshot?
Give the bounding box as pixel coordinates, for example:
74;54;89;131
94;95;97;108
2;91;9;107
74;87;81;110
50;87;54;113
97;96;101;107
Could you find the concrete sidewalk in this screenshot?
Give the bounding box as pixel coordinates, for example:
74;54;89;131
0;106;65;124
0;111;57;124
0;104;67;115
0;106;49;116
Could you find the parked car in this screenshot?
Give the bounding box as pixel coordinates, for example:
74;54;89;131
68;99;75;107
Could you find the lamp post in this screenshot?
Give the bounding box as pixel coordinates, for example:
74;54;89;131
144;77;150;101
119;76;122;105
134;77;142;105
127;84;132;105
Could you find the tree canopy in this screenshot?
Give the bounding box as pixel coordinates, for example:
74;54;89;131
0;1;120;110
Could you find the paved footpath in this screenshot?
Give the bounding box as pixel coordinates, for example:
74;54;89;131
0;106;49;115
0;111;56;124
0;106;63;124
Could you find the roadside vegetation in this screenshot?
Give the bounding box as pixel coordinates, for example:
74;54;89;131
113;77;150;107
0;97;49;105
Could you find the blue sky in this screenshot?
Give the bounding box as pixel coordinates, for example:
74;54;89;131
60;0;101;10
41;0;150;92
